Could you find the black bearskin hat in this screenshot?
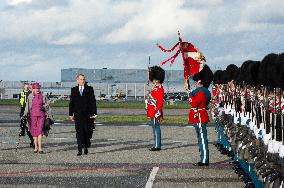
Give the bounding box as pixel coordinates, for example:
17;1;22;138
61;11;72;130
219;70;227;84
149;66;165;84
213;70;223;85
246;61;260;86
192;65;213;88
237;60;254;84
258;53;278;88
277;53;284;89
224;64;239;83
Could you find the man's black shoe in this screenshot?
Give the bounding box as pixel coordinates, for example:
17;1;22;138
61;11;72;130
193;162;209;166
77;149;82;156
149;147;161;151
84;148;88;155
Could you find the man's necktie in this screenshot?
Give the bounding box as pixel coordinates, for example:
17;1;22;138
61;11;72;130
80;87;83;96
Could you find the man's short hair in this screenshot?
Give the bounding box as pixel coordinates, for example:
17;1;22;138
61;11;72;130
23;82;29;86
76;73;85;79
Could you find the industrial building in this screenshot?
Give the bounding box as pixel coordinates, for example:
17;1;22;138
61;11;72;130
0;68;187;100
61;68;184;83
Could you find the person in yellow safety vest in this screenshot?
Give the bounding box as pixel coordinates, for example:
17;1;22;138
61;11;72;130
19;82;34;147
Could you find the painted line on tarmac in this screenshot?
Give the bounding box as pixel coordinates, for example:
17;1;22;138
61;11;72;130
172;140;184;143
49;138;71;140
107;138;117;141
138;125;150;127
0;166;153;175
145;167;159;188
0;160;231;175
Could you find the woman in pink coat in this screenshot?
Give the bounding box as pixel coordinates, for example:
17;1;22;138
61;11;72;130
24;83;50;154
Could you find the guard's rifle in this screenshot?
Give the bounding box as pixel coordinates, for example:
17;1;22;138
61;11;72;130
264;87;271;134
259;86;265;128
145;56;151;98
253;86;261;129
218;85;223;107
276;88;282;142
229;82;234;109
247;85;253;119
251;86;259;123
233;84;238;117
251;86;259;128
271;88;277;140
224;84;230;109
244;83;249;117
235;84;242;118
282;90;284;145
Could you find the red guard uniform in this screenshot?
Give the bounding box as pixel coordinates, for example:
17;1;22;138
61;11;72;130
212;86;218;97
147;85;164;118
188;87;211;124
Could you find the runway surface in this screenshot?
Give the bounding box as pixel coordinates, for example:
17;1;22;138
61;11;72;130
0;106;244;188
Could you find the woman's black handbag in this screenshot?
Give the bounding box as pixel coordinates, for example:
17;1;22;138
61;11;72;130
43;118;54;136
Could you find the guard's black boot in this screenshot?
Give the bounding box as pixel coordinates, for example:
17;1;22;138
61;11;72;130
244;182;255;188
149;147;161;151
227;151;234;157
220;148;228;155
193;162;209;166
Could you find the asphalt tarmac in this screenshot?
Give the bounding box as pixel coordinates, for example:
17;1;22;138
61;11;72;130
0;106;244;188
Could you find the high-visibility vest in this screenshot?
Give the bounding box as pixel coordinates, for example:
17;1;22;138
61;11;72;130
19;91;28;107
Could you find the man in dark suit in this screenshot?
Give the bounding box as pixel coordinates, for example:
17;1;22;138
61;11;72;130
69;74;97;156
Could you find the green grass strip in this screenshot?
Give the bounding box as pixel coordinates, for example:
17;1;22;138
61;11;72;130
97;116;187;123
55;115;187;123
0;99;189;109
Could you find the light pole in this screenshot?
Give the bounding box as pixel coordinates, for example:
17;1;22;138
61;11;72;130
56;82;61;98
0;80;3;99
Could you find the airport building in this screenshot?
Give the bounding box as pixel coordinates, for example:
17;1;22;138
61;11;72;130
0;68;187;100
61;68;184;83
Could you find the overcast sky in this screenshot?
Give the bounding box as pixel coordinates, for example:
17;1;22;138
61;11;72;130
0;0;283;81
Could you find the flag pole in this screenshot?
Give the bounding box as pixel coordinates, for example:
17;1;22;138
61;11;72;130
178;31;190;91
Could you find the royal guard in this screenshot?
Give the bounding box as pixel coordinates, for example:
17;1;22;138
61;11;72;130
146;66;165;151
212;70;222;107
188;65;213;166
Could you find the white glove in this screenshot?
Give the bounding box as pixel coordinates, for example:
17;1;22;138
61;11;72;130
155;111;161;118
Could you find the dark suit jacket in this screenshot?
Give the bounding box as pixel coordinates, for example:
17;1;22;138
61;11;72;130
69;84;97;117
